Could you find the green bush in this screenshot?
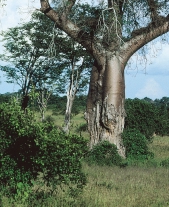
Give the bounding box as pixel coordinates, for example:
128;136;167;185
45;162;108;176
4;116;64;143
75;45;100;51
76;123;88;132
122;128;154;160
125;98;156;141
154;107;169;136
160;158;169;168
0;99;87;203
36;130;87;189
86;141;124;166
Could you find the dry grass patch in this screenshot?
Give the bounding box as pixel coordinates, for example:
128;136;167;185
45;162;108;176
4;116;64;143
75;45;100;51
149;136;169;162
80;163;169;207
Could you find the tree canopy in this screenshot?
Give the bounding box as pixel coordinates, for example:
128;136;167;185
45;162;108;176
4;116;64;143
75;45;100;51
40;0;169;59
0;12;61;108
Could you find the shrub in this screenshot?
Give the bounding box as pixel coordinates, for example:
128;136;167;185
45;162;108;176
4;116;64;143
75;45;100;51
154;107;169;136
76;123;88;132
122;128;154;160
0;99;87;203
0;99;40;202
160;158;169;168
125;98;156;141
86;141;124;166
36;130;88;189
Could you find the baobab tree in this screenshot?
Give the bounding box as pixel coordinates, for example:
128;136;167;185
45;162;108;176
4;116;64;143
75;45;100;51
40;0;169;157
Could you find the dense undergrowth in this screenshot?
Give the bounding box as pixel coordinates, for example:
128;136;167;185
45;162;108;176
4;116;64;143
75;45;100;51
1;98;169;206
0;99;87;206
2;135;169;207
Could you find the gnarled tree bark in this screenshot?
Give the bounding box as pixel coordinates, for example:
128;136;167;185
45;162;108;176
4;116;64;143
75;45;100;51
85;53;126;157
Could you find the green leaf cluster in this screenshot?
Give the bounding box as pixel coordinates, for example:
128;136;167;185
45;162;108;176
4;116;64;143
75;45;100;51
0;99;87;202
85;141;124;166
125;98;157;141
122;128;154;160
125;98;169;139
153;97;169;136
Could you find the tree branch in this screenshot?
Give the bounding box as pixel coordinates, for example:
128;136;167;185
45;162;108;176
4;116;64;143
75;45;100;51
120;15;169;66
108;0;125;14
65;0;76;14
147;0;159;21
40;0;102;62
40;0;51;14
40;1;93;48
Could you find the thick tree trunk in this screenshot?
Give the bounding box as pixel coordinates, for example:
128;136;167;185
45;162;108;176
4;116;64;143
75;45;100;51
85;53;126;157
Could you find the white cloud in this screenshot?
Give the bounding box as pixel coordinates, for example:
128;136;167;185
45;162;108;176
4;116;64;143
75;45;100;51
0;0;40;31
147;45;169;75
135;78;167;100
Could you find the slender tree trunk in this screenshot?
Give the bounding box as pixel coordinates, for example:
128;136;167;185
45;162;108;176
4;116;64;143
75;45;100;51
85;53;126;157
42;110;45;121
37;88;51;122
21;95;29;111
40;90;46;122
63;92;75;133
63;59;80;134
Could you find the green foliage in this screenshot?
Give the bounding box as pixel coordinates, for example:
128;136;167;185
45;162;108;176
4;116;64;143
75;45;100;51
36;130;87;189
154;107;169;136
0;93;12;104
49;95;87;115
153;98;169;136
125;98;157;141
76;123;87;132
43;115;55;124
160;158;169;168
0;11;60;86
0;99;40;202
86;141;123;166
72;95;87;114
126;97;169;138
0;99;87;203
122;128;154;160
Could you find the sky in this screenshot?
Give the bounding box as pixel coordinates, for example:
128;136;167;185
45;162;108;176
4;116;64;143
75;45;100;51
0;0;169;100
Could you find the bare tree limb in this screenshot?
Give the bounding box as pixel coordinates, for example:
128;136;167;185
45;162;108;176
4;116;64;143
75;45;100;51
147;0;159;21
65;0;76;14
40;0;51;14
40;1;92;49
108;0;125;15
40;1;104;64
120;16;169;66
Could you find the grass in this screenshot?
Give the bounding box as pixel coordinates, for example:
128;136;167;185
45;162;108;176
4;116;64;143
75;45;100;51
2;111;169;206
149;136;169;162
80;164;169;207
36;110;89;138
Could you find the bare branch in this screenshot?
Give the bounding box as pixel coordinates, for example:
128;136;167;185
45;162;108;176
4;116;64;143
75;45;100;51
65;0;76;14
108;0;125;15
40;0;52;14
120;16;169;66
40;0;93;50
147;0;159;21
